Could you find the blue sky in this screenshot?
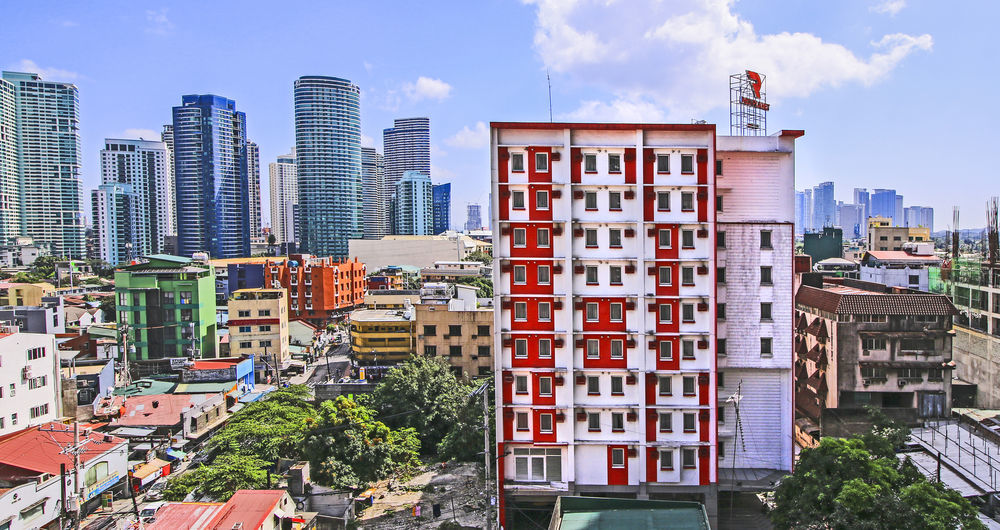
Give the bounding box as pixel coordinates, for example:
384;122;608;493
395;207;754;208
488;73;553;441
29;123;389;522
3;0;995;229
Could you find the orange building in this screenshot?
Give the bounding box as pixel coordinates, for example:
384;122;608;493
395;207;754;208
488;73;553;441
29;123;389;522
263;254;366;325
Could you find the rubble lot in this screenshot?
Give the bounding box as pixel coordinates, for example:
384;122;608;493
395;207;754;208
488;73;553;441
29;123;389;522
356;461;489;529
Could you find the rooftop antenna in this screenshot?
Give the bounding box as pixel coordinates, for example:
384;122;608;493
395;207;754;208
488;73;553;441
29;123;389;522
547;70;553;123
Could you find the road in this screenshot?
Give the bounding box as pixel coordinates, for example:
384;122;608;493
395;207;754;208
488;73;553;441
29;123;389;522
306;341;351;386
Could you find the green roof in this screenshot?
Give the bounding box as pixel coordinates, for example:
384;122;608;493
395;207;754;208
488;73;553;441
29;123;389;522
551;497;710;530
113;379;177;396
144;254;192;264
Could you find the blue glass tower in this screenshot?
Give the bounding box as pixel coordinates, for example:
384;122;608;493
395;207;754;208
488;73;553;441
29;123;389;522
432;183;450;235
172;94;250;259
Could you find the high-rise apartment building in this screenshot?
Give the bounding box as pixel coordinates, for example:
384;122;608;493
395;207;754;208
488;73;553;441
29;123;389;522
465;203;482;232
904;206;934;232
161;124;177;236
811;181;835;231
0;71;85;258
294;76;362;258
92;139;171;265
492;123;801;527
362;147;388;240
433;183;451;235
268;149;298;245
794;191;808;235
393;171;433;235
838;203;865;239
172;94;250;259
870;189;898;226
247;140;262;243
383;117;430;191
853;188;870;237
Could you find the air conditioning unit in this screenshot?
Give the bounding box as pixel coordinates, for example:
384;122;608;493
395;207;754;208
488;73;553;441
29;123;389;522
21;366;32;381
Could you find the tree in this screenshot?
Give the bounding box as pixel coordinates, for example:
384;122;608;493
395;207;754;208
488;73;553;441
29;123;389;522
300;396;420;488
456;276;492;298
367;356;471;453
437;377;494;462
99;296;116;322
197;453;270;501
162;469;203;501
464;250;493;266
29;255;58;279
206;385;316;463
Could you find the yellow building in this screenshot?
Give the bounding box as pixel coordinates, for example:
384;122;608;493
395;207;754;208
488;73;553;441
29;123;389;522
349;307;416;363
867;217;931;251
414;285;493;378
227;289;290;365
0;282;55;306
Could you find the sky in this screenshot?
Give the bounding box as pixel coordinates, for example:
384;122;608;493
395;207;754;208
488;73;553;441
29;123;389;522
2;0;996;230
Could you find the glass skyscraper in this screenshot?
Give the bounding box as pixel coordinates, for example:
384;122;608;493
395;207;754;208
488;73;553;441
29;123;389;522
294;76;362;258
393;171;433;235
432;183;450;235
361;147;387;240
1;71;85;257
383;117;430;234
247;140;262;243
172;94;250;259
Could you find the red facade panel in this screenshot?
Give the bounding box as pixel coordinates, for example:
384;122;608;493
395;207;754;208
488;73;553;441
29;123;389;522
607;444;630;486
532;408;557;443
508;296;556;331
531;372;556;406
579;334;629;369
509;334;557;369
507;223;555;258
527;146;553;183
697;148;709;222
527;184;553;221
508;260;555;295
498;147;509;183
579;297;628;332
571;148;581;183
624;148;636;184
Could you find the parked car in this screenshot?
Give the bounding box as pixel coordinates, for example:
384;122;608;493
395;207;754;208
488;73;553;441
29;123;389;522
140;501;165;522
145;481;166;501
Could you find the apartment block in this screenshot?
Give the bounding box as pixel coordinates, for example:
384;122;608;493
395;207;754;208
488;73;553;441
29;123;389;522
415;284;493;378
228;289;290;365
349;305;416;364
0;326;61;434
491;123;801;526
262;254;366;325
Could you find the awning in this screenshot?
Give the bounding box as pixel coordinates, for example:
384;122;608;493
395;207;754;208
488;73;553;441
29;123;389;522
134;458;170;486
165;449;186;461
130;443;153;451
111;427;156;438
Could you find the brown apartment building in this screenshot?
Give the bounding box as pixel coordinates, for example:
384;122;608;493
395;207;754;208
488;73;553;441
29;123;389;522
415;284;493;378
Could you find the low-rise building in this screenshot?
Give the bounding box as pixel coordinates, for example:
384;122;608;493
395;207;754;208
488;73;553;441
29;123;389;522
367;274;403;291
867;217;932;251
112;392;228;441
415;284;493;378
795;278;955;440
0;237;47;267
0;282;55;306
859;244;942;291
228;289;290;366
419;261;487;283
0;327;61;434
0;295;65;333
349;304;416;364
263;254;365;325
348;233;488;270
61;359;115;419
148;489;307;530
364;289;419;310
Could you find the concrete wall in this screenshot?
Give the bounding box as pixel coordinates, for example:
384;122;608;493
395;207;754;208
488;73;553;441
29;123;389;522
953;326;1000;409
348;238;464;270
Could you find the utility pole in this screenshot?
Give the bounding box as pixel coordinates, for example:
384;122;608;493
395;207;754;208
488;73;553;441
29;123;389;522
60;463;67;529
73;422;81;530
471;380;493;530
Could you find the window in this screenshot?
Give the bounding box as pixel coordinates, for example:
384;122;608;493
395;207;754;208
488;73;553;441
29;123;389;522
585;228;598;247
682;304;695;323
717;231;726;248
540;413;554;433
510;152;524;172
611;376;624;395
586;303;599;321
761;337;773;357
514;302;528;321
718;372;725;388
513;228;526;247
609;191;622;210
716;159;723;175
928;368;944;381
424;345;437;356
682;448;697;468
681;154;694;173
586;265;599;285
513;263;526;283
716;195;724;212
681;267;694;286
656;228;673;248
516;412;529;431
537;265;551;285
27;347;46;360
424;325;437;336
609;229;622;248
535;152;549;172
609;265;622;285
718;406;726;424
449;345;462;357
611;412;624;431
29;404;49;419
587;376;600;395
761;302;772;321
760;266;772;285
259;325;272;332
259;340;272;348
717;303;726;321
909;274;919;285
681;230;694;248
238;326;251;333
682;340;695;360
588;412;601;431
258;309;271;317
718;441;726;459
584;153;597;172
611;448;625;468
587;339;600;359
610;339;624;359
760;230;772;249
608;153;622;173
659;304;672;323
657;154;670;173
862;338;887;351
515;339;528;358
515;375;528;393
240;341;253;349
660;449;674;470
585;191;598;210
539;377;553;396
478;325;491;336
179;291;193;304
657;191;671;211
513;448;562;482
10;413;16;426
610;303;623;322
659;376;672;396
659;341;673;361
683;376;696;396
537;228;550;247
237;310;251;318
681;193;694;211
512;190;526;209
683;413;696;432
538;302;551;321
717;267;726;284
658;266;672;286
538;339;551;358
536;190;549;210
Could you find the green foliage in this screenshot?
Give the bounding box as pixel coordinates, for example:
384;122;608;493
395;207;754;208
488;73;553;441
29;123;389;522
99;297;116;322
438;377;494;462
301;396;420;488
162;469;203;501
771;421;984;530
206;385;316;462
196;453;270;501
464;250;493;265
30;255;58;279
455;276;493;298
87;259;115;279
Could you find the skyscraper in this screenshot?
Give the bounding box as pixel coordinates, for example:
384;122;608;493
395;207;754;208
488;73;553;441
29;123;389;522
853;188;870;237
383;117;430;233
870;189;898;225
93;139;171;265
904;206;934;232
811;181;835;230
269;149;298;245
294;76;362;258
432;183;451;235
160;125;177;236
392;171;433;235
465;203;482;232
361;147;387;240
794;191;808;235
247;140;262;243
1;71;85;257
895;195;904;227
172;94;250;259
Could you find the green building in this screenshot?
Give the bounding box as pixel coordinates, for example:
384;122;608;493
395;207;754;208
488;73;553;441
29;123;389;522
803;226;843;264
114;254;217;365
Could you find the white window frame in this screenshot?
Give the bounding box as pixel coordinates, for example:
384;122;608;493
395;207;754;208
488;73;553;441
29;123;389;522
514;302;528;321
512;190;526;209
610;339;624;359
539;413;553;433
513;265;527;284
658;229;672;248
515;375;528;393
536;190;549;210
537;265;551;285
659;266;672;286
514;339;528;358
586;302;599;321
538;338;552;358
611;448;625;468
659;304;672;324
657;191;670;211
511;152;525;172
535;152;549;172
538;302;551;321
586;339;600;359
610;302;623;322
513;228;526;247
659;341;673;361
539;377;553;397
537;227;550;248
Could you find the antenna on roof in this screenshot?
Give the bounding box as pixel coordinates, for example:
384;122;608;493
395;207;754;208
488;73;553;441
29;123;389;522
547;70;553;123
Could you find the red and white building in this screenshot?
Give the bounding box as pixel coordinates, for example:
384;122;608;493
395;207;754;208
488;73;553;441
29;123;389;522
491;123;802;526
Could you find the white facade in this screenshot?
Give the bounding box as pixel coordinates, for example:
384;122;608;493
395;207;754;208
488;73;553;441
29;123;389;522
0;329;61;434
269;149;298;244
362;147;388;240
247;141;263;243
161;124;177;236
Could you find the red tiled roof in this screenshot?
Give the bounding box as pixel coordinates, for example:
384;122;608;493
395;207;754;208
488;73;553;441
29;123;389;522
146;502;224;530
0;422;125;475
112;394;206;427
796;285;957;316
207;490;288;530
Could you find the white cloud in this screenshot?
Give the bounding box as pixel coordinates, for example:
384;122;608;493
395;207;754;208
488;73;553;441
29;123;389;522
527;0;932;121
7;59;80;81
146;8;174;35
445;122;489;150
363;61;374;73
871;0;906;16
431;164;456;180
402;77;452;102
